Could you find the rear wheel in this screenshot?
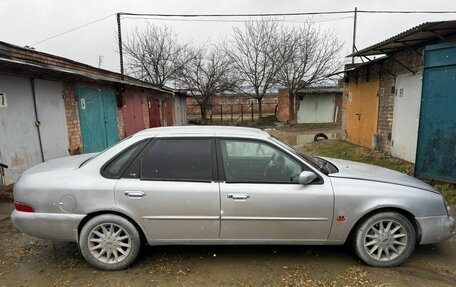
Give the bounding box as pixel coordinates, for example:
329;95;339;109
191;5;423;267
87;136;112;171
354;212;415;267
79;214;141;270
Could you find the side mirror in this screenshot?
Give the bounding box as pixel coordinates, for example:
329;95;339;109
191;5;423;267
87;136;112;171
298;171;317;185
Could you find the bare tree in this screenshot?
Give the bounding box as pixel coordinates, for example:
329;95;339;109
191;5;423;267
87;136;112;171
123;24;194;86
226;19;281;118
179;46;237;124
275;22;343;123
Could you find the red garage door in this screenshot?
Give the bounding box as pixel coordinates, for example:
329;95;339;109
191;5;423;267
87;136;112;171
123;92;145;136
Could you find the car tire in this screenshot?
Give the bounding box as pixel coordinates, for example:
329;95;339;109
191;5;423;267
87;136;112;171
354;211;415;267
79;214;141;271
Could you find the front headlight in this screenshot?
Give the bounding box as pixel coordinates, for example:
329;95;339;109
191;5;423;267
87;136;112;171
443;196;452;216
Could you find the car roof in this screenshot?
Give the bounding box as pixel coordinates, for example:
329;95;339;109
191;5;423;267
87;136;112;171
133;126;271;139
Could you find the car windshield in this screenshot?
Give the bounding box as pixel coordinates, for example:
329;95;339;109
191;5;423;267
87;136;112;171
269;136;330;174
79;136;133;167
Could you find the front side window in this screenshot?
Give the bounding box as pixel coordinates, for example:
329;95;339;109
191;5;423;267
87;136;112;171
220;139;303;183
141;139;213;182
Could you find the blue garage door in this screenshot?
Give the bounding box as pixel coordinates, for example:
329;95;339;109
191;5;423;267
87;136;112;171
77;86;119;153
415;43;456;182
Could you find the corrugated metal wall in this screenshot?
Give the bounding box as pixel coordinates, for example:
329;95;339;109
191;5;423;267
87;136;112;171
415;43;456;182
391;74;422;163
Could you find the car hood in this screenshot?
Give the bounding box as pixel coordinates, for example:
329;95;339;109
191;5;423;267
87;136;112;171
22;153;98;176
321;157;437;193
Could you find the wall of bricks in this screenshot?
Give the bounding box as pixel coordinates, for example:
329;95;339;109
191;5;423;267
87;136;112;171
63;81;82;155
277;89;290;122
186;94;279;116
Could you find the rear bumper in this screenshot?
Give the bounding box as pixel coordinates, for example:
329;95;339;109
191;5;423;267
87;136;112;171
417;215;455;244
11;210;85;242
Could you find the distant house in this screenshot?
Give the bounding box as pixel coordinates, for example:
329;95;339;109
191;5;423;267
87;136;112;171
277;86;343;124
0;41;186;185
343;20;456;182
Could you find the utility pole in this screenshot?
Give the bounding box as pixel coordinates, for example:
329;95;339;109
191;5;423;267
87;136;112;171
352;7;358;64
117;13;124;79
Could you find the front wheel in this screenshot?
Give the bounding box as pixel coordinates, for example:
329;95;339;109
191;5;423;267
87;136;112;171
354;212;416;267
79;214;141;270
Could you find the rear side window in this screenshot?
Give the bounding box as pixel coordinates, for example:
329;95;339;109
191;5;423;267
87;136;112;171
141;139;213;182
102;140;149;178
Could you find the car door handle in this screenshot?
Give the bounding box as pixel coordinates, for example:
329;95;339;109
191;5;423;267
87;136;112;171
124;191;146;198
227;193;250;200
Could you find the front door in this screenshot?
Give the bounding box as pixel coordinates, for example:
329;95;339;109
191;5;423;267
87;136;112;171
115;138;220;240
218;139;334;240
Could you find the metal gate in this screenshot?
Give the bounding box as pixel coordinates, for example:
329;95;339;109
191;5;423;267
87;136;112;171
77;86;119;153
123;92;145;136
415;43;456;182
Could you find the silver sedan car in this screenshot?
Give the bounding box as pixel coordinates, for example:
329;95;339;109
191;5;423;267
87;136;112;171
11;126;455;270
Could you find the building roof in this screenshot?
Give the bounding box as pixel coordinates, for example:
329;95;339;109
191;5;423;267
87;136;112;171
348;20;456;57
297;86;343;94
134;125;270;139
0;41;174;94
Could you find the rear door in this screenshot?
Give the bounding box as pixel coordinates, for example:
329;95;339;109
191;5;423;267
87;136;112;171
114;137;220;240
217;138;334;240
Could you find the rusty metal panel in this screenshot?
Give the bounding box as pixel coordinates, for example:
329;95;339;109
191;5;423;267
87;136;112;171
415;43;456;182
345;80;380;148
391;74;422;163
0;74;42;184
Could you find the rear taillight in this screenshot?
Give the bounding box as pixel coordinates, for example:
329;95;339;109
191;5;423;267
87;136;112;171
14;202;34;212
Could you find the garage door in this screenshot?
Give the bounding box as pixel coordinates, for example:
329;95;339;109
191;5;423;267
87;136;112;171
415;43;456;182
77;86;119;153
297;94;336;123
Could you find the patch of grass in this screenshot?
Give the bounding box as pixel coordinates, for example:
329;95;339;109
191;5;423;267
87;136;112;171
301;140;413;174
300;140;456;205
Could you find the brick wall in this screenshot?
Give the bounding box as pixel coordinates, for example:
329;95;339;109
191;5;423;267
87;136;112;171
63;81;82;155
277;89;290;122
187;94;279;116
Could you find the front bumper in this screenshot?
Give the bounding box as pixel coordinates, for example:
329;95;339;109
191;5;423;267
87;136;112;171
11;210;85;242
416;214;455;244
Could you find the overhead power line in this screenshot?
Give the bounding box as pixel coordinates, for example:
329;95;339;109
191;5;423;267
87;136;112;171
31;13;116;46
29;9;456;46
118;10;456;18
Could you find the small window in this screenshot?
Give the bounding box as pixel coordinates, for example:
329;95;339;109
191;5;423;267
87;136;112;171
220;139;303;184
141;139;213;182
102;140;148;179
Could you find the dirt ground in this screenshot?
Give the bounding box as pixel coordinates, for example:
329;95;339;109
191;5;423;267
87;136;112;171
0;218;455;287
1;126;455;287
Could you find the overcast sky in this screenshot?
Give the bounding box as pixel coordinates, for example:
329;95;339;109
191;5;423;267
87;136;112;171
1;0;456;73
